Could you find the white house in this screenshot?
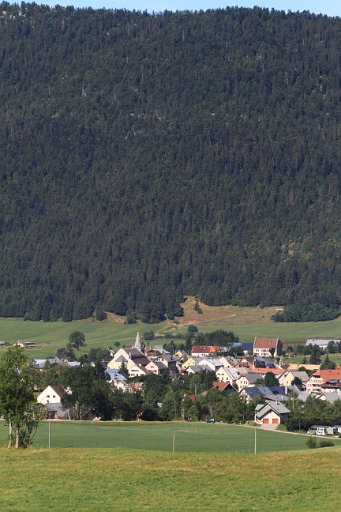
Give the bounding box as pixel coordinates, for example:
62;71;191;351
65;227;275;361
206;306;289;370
197;358;223;372
215;367;240;386
107;347;151;371
253;337;281;357
37;385;67;405
236;372;260;392
254;401;290;425
278;370;309;388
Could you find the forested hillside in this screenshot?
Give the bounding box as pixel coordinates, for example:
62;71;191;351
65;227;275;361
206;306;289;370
0;3;340;321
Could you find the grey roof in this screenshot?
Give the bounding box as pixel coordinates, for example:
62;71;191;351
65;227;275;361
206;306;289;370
297;391;309;402
115;355;128;363
240;373;260;384
186;365;203;373
289;371;310;382
33;357;62;368
152;361;168;370
106;369;127;382
265;394;289;403
244;386;298;402
256;401;290;418
322;392;341;404
305;339;340;347
160;354;179;362
45;403;69;418
265;401;290;414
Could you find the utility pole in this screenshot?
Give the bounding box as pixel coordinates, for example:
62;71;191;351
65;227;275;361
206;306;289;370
172;429;176;453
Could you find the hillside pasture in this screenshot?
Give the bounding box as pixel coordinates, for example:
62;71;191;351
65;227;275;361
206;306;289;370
0;299;340;358
0;446;341;511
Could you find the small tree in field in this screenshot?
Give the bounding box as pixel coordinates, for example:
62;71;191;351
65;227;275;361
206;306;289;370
68;331;86;351
0;346;43;448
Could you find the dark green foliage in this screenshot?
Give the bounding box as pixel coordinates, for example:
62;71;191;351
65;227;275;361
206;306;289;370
287;396;341;432
306;437;317;449
61;365;114;420
68;331;86;351
196;330;239;346
0;5;339;320
143;331;155;341
55;346;76;361
264;372;278;387
319;439;334;448
95;308;107;321
320;355;336;370
0;347;42;448
187;325;198;334
272;304;341;322
309;346;321;364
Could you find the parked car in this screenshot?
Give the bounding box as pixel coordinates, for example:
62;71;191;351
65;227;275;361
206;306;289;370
206;418;215;423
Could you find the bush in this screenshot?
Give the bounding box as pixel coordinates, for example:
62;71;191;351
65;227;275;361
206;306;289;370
319;439;334;448
306;437;317;449
143;331;155;341
187;325;198;333
95;308;107;321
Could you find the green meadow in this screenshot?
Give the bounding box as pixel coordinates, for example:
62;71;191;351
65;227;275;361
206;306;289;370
1;421;338;453
0;445;340;511
0;314;340;358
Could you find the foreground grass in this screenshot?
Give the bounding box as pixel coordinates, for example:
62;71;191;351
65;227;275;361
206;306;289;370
0;446;340;511
0;313;340;357
1;421;338;453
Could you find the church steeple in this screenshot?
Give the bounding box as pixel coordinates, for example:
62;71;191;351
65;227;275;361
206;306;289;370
134;331;142;351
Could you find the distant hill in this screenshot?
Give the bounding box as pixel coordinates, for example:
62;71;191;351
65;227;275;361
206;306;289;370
0;3;340;321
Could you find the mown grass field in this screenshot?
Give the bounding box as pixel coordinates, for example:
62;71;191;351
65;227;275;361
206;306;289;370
1;421;339;453
0;445;340;511
0;310;340;358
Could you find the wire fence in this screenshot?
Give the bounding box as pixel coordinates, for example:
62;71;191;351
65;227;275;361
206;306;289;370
0;420;314;453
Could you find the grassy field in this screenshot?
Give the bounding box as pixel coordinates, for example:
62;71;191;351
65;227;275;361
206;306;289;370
283;353;341;365
0;298;340;358
1;421;339;453
0;445;341;511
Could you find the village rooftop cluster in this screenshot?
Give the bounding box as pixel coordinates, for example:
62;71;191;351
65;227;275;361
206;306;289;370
32;333;341;432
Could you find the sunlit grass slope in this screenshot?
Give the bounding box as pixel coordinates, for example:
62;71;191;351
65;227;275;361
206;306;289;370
0;312;340;358
0;446;340;511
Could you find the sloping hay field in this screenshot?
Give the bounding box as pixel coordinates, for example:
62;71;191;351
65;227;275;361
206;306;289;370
0;447;340;511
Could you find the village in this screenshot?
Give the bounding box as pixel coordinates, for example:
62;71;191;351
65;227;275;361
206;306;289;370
31;332;341;435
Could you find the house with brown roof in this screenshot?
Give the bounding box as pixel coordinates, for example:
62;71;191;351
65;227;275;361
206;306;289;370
253;337;282;357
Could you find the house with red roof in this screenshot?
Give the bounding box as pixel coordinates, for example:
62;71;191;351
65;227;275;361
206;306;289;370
212;381;234;395
253;337;282;357
306;368;341;394
191;346;220;357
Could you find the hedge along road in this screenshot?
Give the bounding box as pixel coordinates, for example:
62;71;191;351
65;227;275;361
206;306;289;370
1;421;336;453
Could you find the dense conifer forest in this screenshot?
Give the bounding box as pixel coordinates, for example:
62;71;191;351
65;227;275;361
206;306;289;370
0;3;340;321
